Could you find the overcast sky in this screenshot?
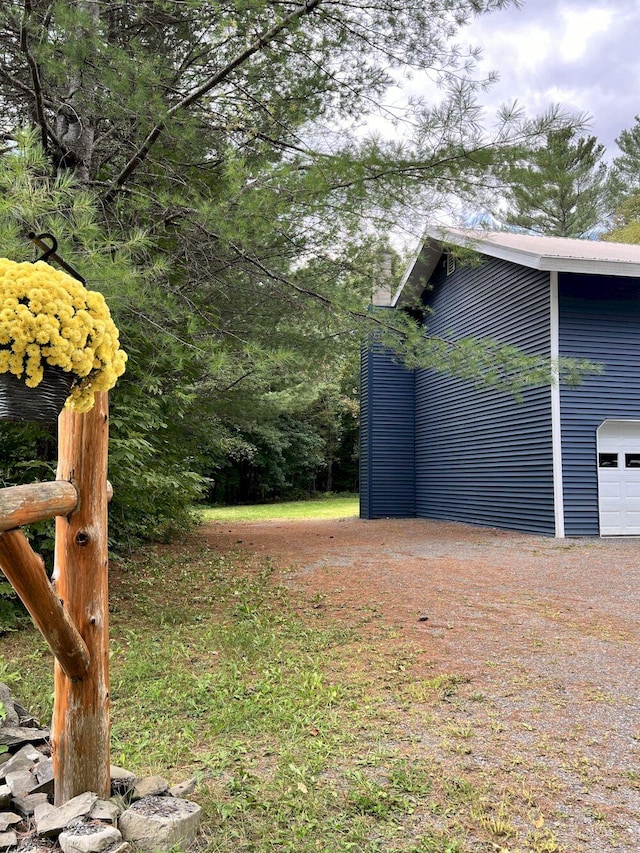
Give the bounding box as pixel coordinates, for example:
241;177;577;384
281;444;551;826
462;0;639;157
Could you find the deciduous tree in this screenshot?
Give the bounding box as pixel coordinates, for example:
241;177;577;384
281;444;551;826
602;193;640;245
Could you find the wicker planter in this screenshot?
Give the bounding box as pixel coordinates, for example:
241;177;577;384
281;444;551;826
0;367;75;423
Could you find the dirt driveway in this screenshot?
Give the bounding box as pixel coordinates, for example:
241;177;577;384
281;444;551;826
203;516;640;850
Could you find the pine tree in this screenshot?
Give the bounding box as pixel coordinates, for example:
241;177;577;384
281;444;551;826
498;128;609;237
609;116;640;199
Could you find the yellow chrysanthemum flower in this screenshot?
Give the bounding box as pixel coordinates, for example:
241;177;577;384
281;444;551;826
0;258;127;412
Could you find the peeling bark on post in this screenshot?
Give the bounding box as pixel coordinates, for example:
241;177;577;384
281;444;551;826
52;392;110;804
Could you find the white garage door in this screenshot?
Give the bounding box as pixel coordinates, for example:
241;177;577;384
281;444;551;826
598;420;640;536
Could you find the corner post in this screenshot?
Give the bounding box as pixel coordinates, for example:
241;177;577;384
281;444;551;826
52;391;111;804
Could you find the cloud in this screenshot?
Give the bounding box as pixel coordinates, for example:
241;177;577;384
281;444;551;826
558;7;613;61
464;0;640;154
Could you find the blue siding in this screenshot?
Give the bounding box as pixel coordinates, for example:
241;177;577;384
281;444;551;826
559;274;640;536
359;345;415;519
415;256;555;534
360;346;371;518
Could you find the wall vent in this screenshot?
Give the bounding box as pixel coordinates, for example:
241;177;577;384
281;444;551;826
445;252;456;276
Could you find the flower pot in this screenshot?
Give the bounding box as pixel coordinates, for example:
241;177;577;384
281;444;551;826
0;258;126;414
0;367;75;423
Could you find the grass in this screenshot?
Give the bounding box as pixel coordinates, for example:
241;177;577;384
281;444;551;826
0;524;626;852
199;493;359;522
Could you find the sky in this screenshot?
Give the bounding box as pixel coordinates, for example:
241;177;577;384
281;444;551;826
463;0;640;157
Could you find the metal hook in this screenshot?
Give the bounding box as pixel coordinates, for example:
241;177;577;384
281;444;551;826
31;232;58;262
27;232;86;284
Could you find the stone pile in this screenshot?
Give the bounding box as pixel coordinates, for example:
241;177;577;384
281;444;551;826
0;685;201;853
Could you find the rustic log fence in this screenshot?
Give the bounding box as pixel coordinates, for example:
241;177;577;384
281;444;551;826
0;392;111;805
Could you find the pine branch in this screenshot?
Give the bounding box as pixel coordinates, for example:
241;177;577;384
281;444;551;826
103;0;325;203
191;219;336;311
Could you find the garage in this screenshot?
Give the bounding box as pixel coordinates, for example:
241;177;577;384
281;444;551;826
363;228;640;536
597;419;640;535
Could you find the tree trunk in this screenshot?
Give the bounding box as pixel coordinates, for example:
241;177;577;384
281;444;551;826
51;392;110;804
53;0;99;184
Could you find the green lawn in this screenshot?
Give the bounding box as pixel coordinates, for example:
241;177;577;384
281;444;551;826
200;493;359;522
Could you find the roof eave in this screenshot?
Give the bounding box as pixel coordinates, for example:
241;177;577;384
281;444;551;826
391;227;640;308
426;227;640;278
392;237;443;308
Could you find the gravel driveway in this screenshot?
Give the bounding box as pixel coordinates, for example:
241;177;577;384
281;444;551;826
204;516;640;850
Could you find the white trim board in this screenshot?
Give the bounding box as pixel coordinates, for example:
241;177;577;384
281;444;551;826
550;270;565;538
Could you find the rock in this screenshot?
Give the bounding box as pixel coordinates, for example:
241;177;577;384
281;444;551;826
29;779;54;797
0;728;49;749
8;743;40;763
108;768;135;800
130;777;169;801
1;745;41;780
168;778;197;799
89;800;121;824
30;758;54;797
13;793;49;818
12;702;40;729
0;743;42;773
32;803;56;834
0;830;17;850
58;824;122;853
34;758;53;785
118;796;201;853
0;787;10;809
34;793;98;838
0;686;19;727
5;771;38;797
17;838;56;853
108;768;135;784
0;814;21;832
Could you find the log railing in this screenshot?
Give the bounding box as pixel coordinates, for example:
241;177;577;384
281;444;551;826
0;392;111;804
0;481;79;531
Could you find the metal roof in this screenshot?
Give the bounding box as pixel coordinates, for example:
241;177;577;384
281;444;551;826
393;227;640;306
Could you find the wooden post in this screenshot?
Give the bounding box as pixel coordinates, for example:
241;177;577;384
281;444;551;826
51;392;110;804
0;529;89;679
